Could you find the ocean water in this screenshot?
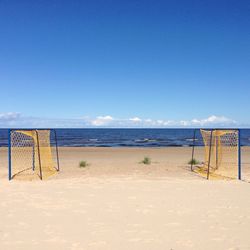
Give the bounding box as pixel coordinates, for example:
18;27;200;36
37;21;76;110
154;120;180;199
0;129;250;147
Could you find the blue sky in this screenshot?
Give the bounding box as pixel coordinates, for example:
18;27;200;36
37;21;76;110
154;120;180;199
0;0;249;127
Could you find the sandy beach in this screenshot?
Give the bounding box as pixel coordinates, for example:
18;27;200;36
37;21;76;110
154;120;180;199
0;147;250;249
1;0;249;248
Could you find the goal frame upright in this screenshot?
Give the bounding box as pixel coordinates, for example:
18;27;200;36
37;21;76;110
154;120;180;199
8;128;60;180
191;128;241;180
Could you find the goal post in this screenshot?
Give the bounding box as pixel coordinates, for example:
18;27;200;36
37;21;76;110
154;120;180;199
191;129;241;180
8;129;60;180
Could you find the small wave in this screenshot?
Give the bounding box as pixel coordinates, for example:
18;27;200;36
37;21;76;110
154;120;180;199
135;138;158;143
186;138;198;141
135;139;148;143
89;139;98;142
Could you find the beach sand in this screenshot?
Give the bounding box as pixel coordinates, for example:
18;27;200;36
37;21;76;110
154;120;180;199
0;147;250;249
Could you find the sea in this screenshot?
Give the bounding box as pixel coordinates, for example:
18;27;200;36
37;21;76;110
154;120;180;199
0;129;250;147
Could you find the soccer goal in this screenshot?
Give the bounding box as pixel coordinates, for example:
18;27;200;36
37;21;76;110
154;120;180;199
8;129;60;180
191;129;241;180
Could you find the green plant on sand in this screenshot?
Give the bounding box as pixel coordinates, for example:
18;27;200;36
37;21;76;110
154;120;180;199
188;158;200;165
140;156;151;165
79;161;89;168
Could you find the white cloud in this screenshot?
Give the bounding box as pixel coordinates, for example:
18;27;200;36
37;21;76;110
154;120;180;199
0;112;21;120
129;117;141;122
189;115;237;127
88;115;238;128
0;112;240;128
90;115;114;126
180;120;189;126
0;112;22;127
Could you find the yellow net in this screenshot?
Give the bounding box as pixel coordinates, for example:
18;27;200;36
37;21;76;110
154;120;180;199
198;129;239;179
10;130;58;180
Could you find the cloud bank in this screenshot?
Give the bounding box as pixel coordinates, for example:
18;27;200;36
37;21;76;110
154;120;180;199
0;112;240;128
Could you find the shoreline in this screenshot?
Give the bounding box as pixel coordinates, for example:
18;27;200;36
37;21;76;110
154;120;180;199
1;146;250;181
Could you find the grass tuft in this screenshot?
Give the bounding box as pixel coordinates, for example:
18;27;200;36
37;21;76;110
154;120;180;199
79;161;89;168
188;158;200;165
140;156;151;165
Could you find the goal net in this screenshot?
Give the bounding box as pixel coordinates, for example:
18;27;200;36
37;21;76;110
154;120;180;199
199;129;239;179
9;129;59;180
